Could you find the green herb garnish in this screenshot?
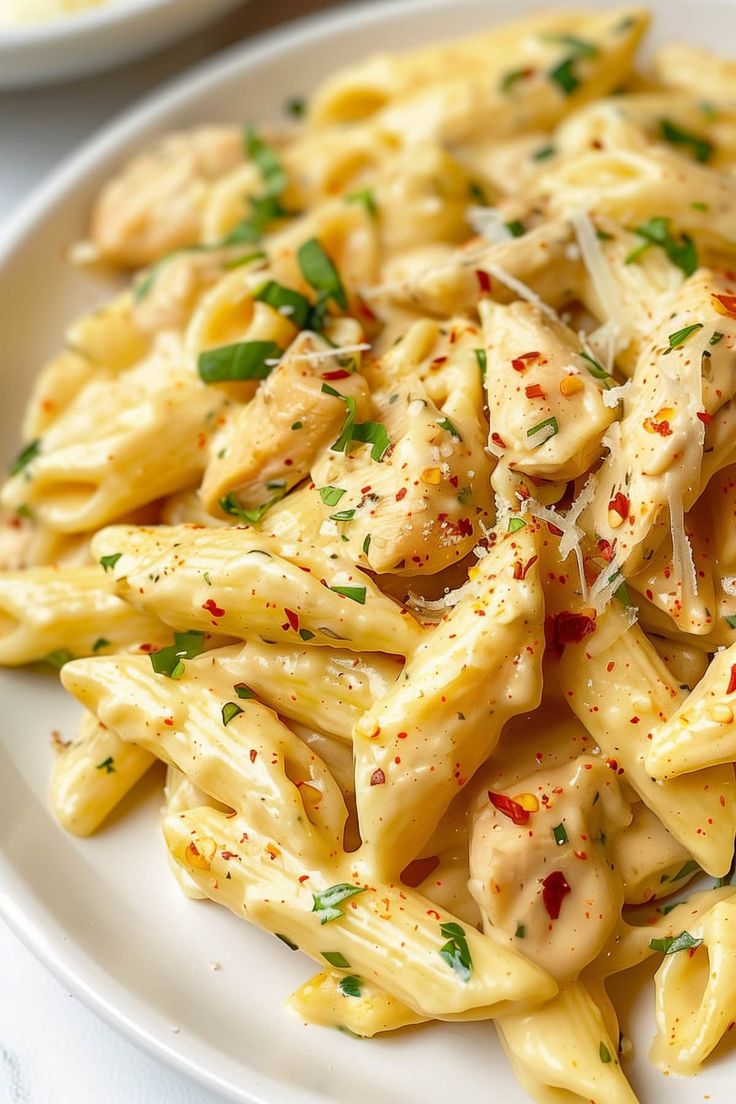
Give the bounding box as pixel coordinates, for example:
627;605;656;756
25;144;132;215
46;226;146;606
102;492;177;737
649;931;703;955
438;921;472;982
313;883;366;924
339;976;362;998
329;585;366;604
659;118;713;163
626;217;698;277
9;438;41;475
198;340;282;383
96;756;115;774
254;280;311;328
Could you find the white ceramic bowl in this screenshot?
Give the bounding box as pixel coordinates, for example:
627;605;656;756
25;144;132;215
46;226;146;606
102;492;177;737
0;2;734;1102
0;0;247;89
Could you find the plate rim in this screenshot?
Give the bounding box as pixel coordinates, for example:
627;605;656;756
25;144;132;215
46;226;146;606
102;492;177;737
2;1;735;1101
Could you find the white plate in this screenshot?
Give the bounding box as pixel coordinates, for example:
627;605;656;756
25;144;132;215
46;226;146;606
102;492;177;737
0;0;246;89
1;2;734;1101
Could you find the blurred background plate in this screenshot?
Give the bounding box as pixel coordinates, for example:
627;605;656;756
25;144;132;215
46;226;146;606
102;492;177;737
0;0;248;88
1;2;735;1103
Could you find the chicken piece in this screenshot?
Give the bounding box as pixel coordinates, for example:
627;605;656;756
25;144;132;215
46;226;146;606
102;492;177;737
91;126;245;267
469;756;630;984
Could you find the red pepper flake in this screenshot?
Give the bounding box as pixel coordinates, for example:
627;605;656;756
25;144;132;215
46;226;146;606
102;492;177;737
608;491;629;521
521;554;538;579
370;768;386;786
397;731;408;739
697;411;714;425
525;383;546;399
395;487;407;501
475;269;492;294
630;716;640;724
597;538;614;562
488;790;530;825
163;718;174;727
644;416;673;437
545;610;596;655
355;294;377;322
512;351;540;373
542;870;571;920
713;293;736;317
605;757;618;772
321;368;351;380
221;851;240;860
727;664;736;695
202;598;225;618
546;521;563;537
249;749;257;763
284;608;299;632
491;432;506;449
431;356;448;366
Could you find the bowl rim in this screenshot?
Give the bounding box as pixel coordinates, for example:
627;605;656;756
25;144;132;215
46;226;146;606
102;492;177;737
0;0;228;44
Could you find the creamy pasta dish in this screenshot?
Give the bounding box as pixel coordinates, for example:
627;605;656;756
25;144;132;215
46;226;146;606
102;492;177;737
7;6;736;1100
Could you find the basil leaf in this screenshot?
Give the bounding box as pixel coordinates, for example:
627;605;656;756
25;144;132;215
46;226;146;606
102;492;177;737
198;340;282;383
254;280;311;328
245;125;287;197
297;238;347;310
222;195;284;245
648;930;703;955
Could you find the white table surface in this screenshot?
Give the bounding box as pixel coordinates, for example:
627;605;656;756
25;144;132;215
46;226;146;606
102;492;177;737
0;4;338;1101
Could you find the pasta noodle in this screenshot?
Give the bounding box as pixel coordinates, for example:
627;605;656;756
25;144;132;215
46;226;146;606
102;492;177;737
7;6;736;1099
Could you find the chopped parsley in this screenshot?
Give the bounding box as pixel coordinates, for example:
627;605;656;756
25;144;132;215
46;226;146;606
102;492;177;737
599;1042;612;1064
319;486;346;507
330;509;356;521
710;331;725;346
659;118;713;163
43;648;73;670
329;585;366;604
543;33;598;58
505;219;525;238
532;144;556;162
508;517;526;533
725;614;736;629
198;340;282;383
346;189;377;218
438;921;472;982
350;420;390;461
500;68;534;93
313;883;366;924
626;217;698;277
515;923;526;938
553;822;569;846
322;951;351;969
150;629;205;680
100;552;122;572
667;322;703;350
9;438;41;475
219;492;282;525
338;975;362;998
436;416;462;440
234;683;256;699
222;701;244;726
580;349;612;384
96;756;116;774
648;930;703;955
549;57;581;96
92;637;109;653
